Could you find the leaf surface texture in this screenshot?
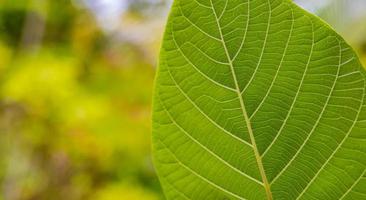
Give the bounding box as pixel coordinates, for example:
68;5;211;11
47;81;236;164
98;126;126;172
152;0;366;199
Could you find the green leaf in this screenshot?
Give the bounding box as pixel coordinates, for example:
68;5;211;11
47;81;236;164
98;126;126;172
152;0;366;199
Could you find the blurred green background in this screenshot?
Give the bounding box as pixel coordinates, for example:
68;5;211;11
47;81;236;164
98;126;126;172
0;0;365;200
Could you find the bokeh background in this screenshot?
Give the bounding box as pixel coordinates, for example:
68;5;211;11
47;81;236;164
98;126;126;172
0;0;365;199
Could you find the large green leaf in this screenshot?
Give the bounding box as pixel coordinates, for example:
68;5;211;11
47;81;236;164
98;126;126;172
152;0;366;199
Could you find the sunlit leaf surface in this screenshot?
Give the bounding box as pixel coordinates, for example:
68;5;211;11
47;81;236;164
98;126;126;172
152;0;366;199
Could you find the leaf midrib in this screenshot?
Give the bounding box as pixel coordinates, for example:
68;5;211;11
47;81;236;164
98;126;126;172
209;0;273;199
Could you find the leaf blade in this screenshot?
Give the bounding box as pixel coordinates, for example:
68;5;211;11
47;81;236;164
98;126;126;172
153;0;366;199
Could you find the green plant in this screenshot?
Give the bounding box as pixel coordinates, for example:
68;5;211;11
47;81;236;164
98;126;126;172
152;0;366;199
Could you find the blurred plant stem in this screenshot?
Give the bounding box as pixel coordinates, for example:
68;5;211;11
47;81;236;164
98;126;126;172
20;0;48;52
1;103;28;200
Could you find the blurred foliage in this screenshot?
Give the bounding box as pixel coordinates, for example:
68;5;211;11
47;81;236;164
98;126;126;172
0;9;27;46
0;0;163;199
127;0;168;19
0;0;365;200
